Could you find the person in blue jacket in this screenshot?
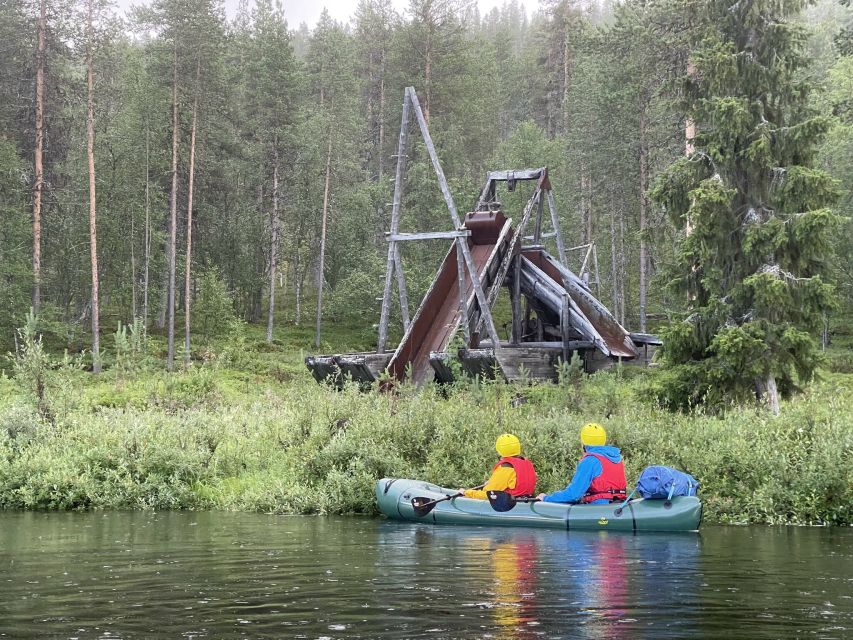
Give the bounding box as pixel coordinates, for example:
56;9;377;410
536;423;627;505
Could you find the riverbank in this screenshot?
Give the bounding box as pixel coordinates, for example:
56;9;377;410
1;323;851;525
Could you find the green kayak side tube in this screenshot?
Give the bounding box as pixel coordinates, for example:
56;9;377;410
376;478;702;532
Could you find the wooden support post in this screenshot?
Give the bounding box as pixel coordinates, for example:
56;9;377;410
546;189;567;265
406;86;502;349
580;242;593;283
533;190;545;243
393;244;410;330
511;255;522;345
456;241;470;346
378;91;411;352
561;292;571;363
592;243;601;297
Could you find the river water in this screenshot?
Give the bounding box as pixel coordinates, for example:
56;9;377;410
0;511;850;639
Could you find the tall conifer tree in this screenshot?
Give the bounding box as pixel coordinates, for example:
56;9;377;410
650;0;842;412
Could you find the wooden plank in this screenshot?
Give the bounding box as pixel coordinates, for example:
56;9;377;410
546;189;568;265
494;346;560;382
523;231;557;240
629;332;663;346
429;351;455;383
485;168;546;182
477;340;594;350
511;255;522;344
387;230;470;241
457;348;502;380
393;244;410;329
533;190;545;243
456;241;470;346
378;92;411;353
406;86;502;350
304;356;341;386
561;293;571;363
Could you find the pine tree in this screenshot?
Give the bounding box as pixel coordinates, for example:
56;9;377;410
650;0;842;413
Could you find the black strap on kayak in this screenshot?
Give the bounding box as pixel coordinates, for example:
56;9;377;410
383;479;399;495
627;501;636;533
564;504;572;531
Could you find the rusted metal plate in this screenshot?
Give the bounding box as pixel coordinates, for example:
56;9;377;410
386;211;512;385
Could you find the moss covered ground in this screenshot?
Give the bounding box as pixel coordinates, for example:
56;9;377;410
0;321;851;525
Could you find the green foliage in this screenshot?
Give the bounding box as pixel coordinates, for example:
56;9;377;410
192;267;238;344
0;360;850;524
650;0;844;411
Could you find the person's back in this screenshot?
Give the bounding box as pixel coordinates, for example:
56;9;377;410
537;423;627;505
461;433;537;500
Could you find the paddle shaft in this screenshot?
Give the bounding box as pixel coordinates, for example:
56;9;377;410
410;482;488;516
424;482;488;508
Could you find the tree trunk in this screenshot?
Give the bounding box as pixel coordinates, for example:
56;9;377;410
639;107;649;333
184;60;200;367
618;200;626;327
143;118;150;328
766;373;780;415
266;147;279;344
561;19;572;135
378;57;385;180
86;0;101;373
756;374;780;415
315;132;333;348
424;21;432;125
610;200;619;322
166;44;179;370
580;164;591;245
294;256;302;326
32;0;46;313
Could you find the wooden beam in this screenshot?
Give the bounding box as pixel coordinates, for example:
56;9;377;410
377;91;411;352
546;189;567;265
406;86;502;349
533;189;545;243
485;168;546;182
393;244;410;329
511;255;522;344
561;292;571;363
386;230;470;241
406;87;461;228
523;231;557;240
456;241;470;346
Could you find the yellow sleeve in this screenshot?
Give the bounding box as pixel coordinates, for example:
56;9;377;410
463;466;517;500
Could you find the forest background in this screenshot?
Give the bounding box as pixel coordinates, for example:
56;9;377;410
0;0;851;524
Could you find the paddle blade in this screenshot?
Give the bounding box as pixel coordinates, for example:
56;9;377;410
487;490;516;512
411;496;440;517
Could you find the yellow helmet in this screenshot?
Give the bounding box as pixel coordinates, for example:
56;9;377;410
495;433;521;457
580;422;606;446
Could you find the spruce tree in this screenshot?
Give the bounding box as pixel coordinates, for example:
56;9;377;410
650;0;842;413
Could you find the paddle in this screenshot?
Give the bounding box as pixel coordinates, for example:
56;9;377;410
410;483;486;517
487;490;540;513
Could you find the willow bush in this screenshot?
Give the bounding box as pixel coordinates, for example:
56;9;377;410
0;366;850;525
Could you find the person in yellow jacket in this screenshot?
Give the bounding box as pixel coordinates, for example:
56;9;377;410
459;434;538;500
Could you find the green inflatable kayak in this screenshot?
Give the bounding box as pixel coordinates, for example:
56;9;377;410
376;478;702;532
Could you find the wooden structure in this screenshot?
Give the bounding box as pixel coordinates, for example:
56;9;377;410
305;87;660;387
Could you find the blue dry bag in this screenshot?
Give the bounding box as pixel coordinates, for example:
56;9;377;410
637;465;699;500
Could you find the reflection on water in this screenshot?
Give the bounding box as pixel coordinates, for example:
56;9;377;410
0;511;849;639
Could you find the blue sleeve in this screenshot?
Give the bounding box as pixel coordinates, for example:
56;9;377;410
543;456;602;504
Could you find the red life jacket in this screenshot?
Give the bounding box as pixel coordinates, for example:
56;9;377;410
492;456;537;497
581;452;627;504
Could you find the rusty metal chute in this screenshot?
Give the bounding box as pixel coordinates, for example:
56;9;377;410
305;87;657;387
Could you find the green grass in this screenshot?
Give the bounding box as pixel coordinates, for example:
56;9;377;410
0;319;851;525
